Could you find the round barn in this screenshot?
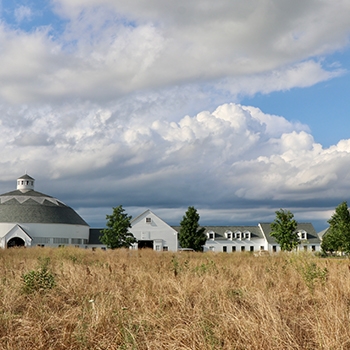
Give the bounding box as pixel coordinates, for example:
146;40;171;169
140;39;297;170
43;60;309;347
0;174;89;248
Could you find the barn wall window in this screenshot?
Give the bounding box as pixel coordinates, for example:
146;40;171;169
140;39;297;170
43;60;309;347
53;238;69;244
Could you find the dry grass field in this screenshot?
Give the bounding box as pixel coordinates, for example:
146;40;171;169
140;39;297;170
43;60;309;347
0;247;349;349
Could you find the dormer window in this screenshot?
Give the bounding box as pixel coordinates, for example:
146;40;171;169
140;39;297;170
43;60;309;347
225;231;233;240
207;231;215;240
298;230;307;240
243;231;251;240
145;217;151;224
234;231;241;240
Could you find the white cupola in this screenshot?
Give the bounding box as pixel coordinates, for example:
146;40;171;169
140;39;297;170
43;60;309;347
17;174;35;192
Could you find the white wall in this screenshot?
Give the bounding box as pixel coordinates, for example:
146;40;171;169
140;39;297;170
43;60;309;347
130;210;178;251
203;237;267;252
0;222;90;247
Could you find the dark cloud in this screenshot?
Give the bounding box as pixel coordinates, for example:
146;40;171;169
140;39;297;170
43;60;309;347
0;0;350;232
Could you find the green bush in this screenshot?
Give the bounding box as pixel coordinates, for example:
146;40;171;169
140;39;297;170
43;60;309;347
22;257;56;294
298;261;328;292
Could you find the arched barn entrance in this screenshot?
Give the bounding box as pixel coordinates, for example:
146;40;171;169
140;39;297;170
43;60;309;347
7;237;25;248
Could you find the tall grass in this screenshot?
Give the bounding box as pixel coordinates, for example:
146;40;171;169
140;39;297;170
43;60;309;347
0;247;349;349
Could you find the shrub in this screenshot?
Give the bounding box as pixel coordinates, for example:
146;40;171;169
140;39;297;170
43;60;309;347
22;257;56;294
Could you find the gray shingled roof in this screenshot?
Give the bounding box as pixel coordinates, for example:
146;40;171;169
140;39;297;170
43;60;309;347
173;223;320;244
0;189;88;226
259;223;321;244
172;225;264;240
203;226;264;240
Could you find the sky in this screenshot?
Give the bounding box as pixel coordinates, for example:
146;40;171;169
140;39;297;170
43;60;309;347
0;0;350;231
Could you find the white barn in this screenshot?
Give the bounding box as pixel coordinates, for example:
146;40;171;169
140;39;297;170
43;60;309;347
201;223;321;253
202;225;267;253
0;174;90;248
129;209;178;251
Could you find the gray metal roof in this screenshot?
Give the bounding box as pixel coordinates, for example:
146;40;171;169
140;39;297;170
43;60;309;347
18;174;34;180
0;189;88;226
89;228;104;244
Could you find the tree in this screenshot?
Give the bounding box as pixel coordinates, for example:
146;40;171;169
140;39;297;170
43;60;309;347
100;205;137;249
179;206;206;251
270;209;299;251
321;201;350;254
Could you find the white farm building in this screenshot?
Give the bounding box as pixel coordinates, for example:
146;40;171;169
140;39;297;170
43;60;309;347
0;174;322;252
0;174;89;248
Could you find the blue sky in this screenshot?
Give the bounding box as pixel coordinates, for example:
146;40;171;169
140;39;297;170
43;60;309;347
0;0;350;231
243;61;350;148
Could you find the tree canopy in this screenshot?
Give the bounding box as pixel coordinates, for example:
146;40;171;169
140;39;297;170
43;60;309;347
100;205;137;249
270;209;299;251
321;201;350;254
179;206;206;251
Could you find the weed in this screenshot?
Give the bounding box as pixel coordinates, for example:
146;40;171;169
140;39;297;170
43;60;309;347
22;257;56;294
194;259;217;276
298;261;328;292
171;255;180;277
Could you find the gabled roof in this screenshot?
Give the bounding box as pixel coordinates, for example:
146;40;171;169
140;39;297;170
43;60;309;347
317;228;329;239
130;209;177;234
130;209;154;224
259;223;321;244
1;224;33;240
18;174;34;180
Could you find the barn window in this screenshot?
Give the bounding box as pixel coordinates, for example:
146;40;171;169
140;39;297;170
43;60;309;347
146;217;151;223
